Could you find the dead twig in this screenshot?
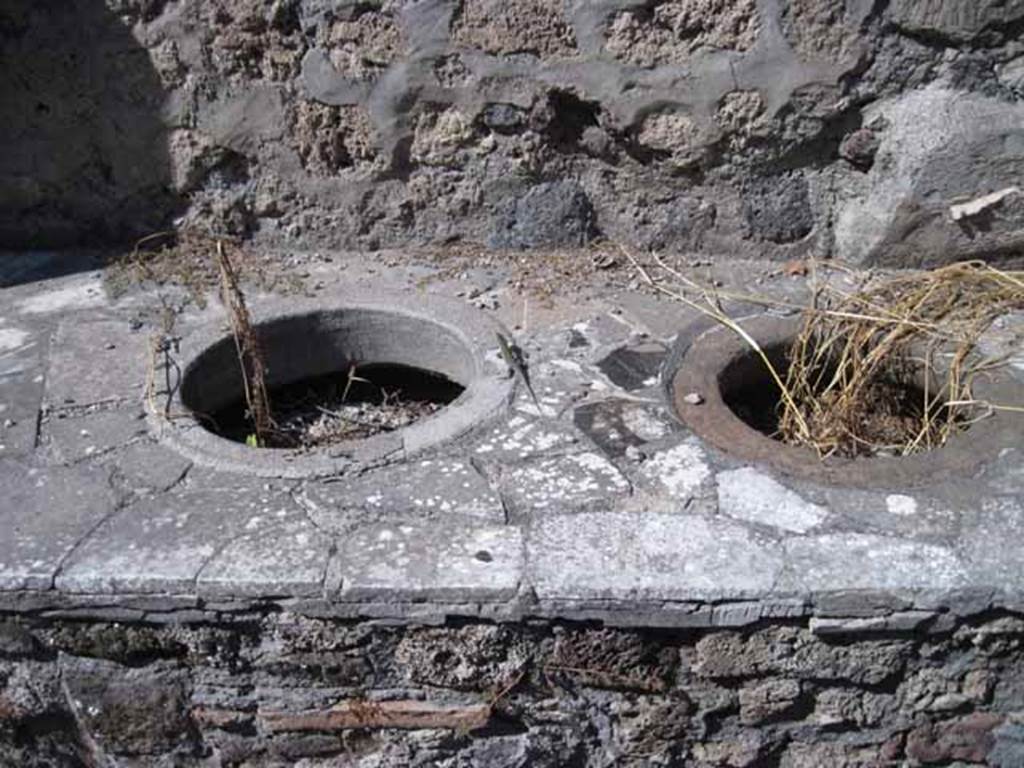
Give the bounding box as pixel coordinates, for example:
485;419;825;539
216;240;275;446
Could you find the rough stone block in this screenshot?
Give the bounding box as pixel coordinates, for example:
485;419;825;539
261;700;492;732
906;712;1004;764
887;0;1024;42
605;0;760;66
812;687;895;728
453;0;577;57
62;658;193;756
693;627;912;685
742;173;814;244
738;679;802;724
395;625;527;691
548;627;679;692
488;181;597;250
834;86;1024;266
990;720;1024;768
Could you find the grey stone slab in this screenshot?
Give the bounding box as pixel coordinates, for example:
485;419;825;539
197;518;333;598
573;398;679;459
329;521;522;601
0;461;116;590
43;408;148;463
527;513;783;602
780;534;969;593
718;467;828;534
45;318;149;406
498;451;631;515
470;413;581;461
0;320;46;458
107;440;192;493
56;488;299;594
615;290;696;340
298;456;505;534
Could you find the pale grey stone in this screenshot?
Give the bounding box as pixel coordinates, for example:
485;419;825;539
197;518;333;598
958;499;1024;592
298;456;505;534
56;488;299;594
528;513;783;601
0;327;44;459
44;408;148;463
781;534;968;593
330;521;523;602
45;319;149;406
718;467;827;533
0;461;115;590
109;440;192;493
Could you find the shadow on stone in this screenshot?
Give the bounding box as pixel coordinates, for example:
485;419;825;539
0;2;178;266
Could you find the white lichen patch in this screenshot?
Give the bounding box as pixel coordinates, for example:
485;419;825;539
717;467;826;533
621;405;673;441
886;494;918;517
639;441;711;498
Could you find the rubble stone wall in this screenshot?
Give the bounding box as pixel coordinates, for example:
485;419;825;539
2;610;1024;766
3;0;1024;265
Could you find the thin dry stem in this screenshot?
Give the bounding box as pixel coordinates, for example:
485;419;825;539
626;249;1024;460
216;240;275;446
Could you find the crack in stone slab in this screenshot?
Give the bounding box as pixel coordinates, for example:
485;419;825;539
49;467;126;591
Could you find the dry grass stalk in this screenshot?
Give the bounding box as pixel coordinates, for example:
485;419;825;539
780;260;1024;458
622;246;812;438
106;229;305;307
624;247;1024;459
215;240;275;446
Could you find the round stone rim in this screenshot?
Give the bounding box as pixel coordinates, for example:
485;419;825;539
664;313;1024;489
148;291;514;479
